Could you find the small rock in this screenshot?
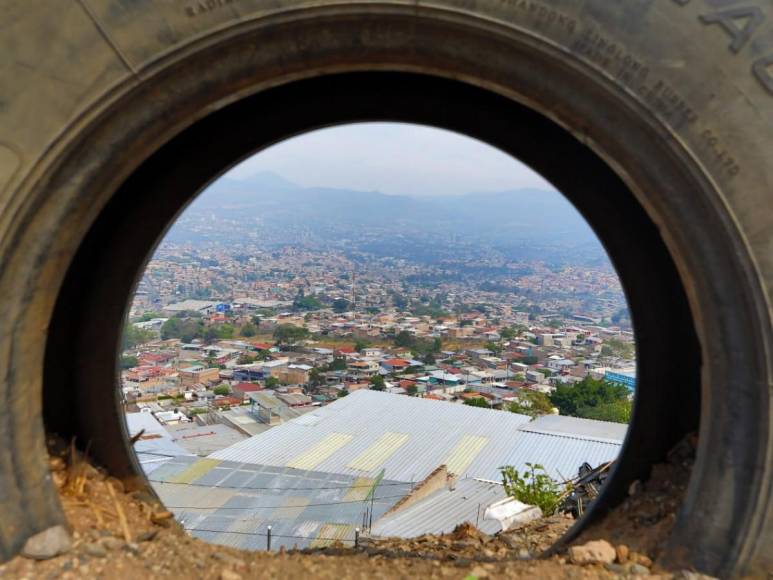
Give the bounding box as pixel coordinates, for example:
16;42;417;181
124;542;141;555
137;530;158;542
629;563;651;575
498;534;520;549
674;572;719;580
21;525;73;560
605;563;626;574
631;552;653;567
467;565;489;578
100;537;125;551
83;543;107;558
211;552;246;567
629;480;643;497
220;571;243;580
517;548;531;560
567;539;616;564
616;544;630;563
150;510;174;524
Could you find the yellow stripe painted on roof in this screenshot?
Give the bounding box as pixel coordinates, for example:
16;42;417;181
346;432;410;473
271;496;309;520
343;477;377;501
310;523;355;548
167;459;221;484
286;432;353;470
443;435;489;476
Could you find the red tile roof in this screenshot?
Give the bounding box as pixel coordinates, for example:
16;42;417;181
383;358;410;367
233;382;261;392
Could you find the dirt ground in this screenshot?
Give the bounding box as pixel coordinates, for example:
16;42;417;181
0;436;704;579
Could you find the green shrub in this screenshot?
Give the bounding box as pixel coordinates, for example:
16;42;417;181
499;463;561;515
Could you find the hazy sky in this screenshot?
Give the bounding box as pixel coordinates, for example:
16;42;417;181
224;123;554;197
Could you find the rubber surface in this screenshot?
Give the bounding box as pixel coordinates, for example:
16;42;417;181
0;1;771;576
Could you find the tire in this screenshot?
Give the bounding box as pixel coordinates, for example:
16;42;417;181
0;1;770;576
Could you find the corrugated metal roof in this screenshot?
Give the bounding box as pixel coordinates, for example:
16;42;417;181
499;430;620;481
209;391;624;483
125;412;194;474
149;455;412;552
523;414;628;444
210;390;533;482
371;478;507;538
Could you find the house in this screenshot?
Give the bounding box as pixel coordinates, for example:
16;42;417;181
232;382;262;401
178;366;220;386
381;358;411;373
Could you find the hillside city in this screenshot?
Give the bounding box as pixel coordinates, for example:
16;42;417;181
123;241;635;427
118;159;638;553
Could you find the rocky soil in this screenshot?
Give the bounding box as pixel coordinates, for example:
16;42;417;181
0;435;714;579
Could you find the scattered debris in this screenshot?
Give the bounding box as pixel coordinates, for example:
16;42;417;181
560;461;613;518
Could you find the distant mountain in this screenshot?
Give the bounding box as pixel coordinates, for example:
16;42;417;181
171;172;606;264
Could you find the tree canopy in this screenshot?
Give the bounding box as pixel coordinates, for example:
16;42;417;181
549;377;631;423
508;390;554;417
122;323;155;350
273;324;310;346
463;397;490;408
369;374;386;391
240;322;257;337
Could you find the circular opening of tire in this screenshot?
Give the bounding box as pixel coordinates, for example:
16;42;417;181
0;1;770;578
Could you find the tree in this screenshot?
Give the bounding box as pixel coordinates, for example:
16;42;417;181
499;327;516;340
160;317;203;342
238;354;257;365
138;311;164;322
369;374;386;391
579;398;632;423
332;298;351;313
240;322;257;337
255;349;273;361
354;339;370;353
213;385;230;396
508;391;554;418
292;292;323;311
273;324;310;346
120;355;139;369
394;331;414;348
265;376;280;388
121;323;154;350
463;397;490;408
549;377;630;420
308;368;324;388
325;357;347;372
601;338;635;359
484;341;502;355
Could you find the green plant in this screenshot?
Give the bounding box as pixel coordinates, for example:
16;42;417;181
499;463;561;515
